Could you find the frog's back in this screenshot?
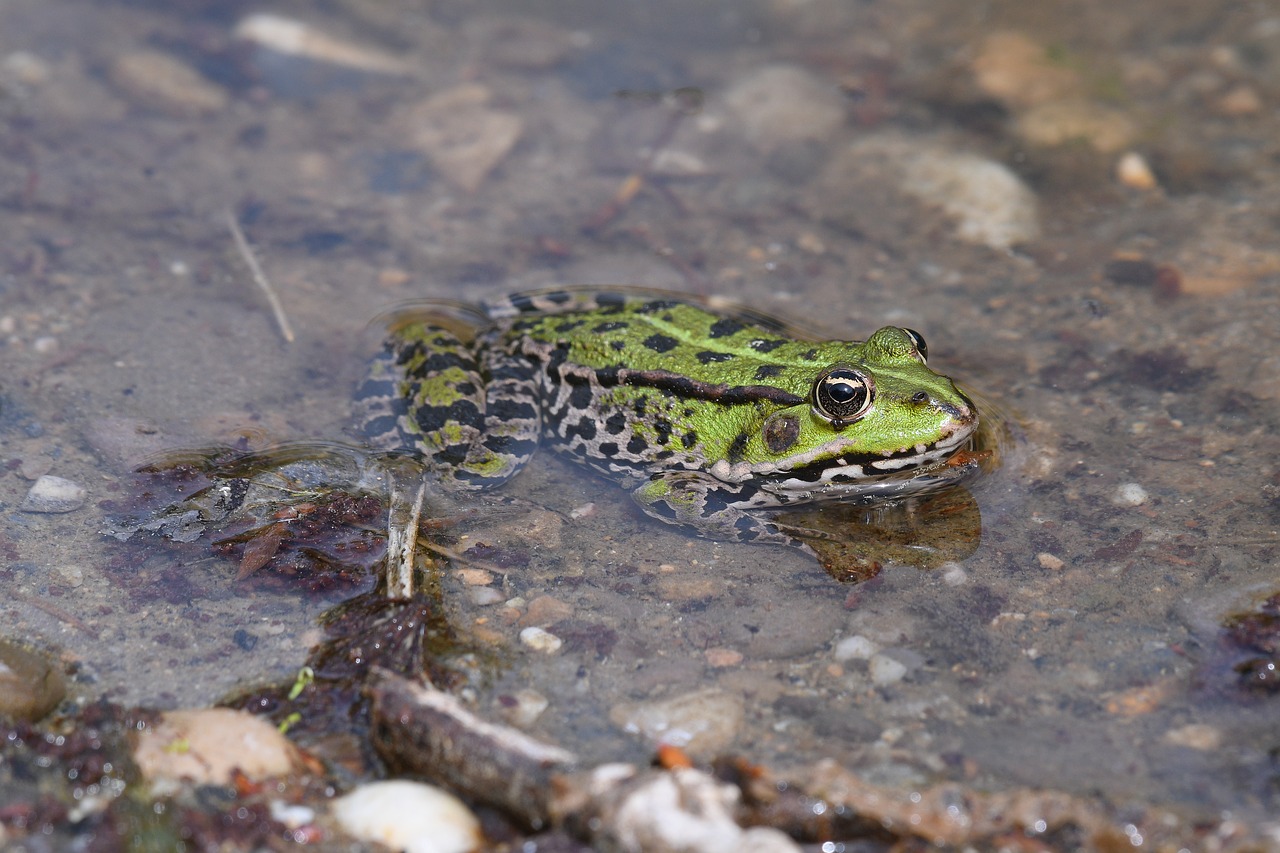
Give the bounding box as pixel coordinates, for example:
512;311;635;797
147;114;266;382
488;289;841;391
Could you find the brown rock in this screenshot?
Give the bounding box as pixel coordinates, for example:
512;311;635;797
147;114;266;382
134;708;302;786
0;641;65;722
971;32;1082;110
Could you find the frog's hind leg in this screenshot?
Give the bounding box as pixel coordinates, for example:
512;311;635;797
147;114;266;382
356;323;537;489
470;343;542;486
630;472;811;551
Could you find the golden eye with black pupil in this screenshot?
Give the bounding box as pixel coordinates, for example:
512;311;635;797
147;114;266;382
812;366;874;429
902;328;928;362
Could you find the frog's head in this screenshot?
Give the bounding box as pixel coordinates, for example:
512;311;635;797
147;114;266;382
745;327;977;480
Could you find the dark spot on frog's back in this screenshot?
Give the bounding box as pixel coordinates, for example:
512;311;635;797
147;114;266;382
556;319;586;333
653;417;673;445
727;431;750;463
696;351;736;364
709;317;747;338
754;364;784;381
682;430;698;449
636;299;680;314
643;334;679;353
750;338;786;353
593;321;628;333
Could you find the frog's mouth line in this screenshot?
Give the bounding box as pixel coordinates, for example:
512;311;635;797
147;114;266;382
782;425;976;485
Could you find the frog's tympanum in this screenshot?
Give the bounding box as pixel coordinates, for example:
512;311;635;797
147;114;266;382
357;289;978;549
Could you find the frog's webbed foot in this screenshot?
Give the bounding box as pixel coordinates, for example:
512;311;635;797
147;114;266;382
630;472;810;550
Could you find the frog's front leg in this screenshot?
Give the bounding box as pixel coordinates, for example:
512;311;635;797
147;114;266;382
630;472;806;548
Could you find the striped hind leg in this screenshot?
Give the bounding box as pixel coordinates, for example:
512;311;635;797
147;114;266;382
356;322;538;489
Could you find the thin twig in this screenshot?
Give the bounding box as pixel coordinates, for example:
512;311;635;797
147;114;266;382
225;208;295;343
12;592;100;638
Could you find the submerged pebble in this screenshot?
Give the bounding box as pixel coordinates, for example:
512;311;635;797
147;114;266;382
723;63;847;154
467;586;505;607
519;626;563;653
399;84;523;193
20;475;86;513
868;652;909;686
1112;483;1149;506
1163;723;1222;750
497;688;550;729
0;640;65;722
108;50;229;116
833;634;878;662
610;688;743;758
83;415;171;469
331;780;481;853
970;31;1082;110
816;134;1040;250
1116;151;1159;190
1016;100;1138;154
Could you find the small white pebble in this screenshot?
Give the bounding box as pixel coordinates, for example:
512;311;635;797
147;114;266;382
868;653;908;686
32;336;58;355
1163;723;1222;751
169;260;190;276
519;626;563;653
269;800;315;829
1116;151;1158;190
1037;552;1065;570
569;502;596;519
454;567;493;586
833;635;878;662
56;565;85;588
467;587;505;607
1112;482;1149;506
331;781;481;853
940;562;968;586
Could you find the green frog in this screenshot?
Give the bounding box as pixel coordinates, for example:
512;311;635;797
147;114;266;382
356;288;979;549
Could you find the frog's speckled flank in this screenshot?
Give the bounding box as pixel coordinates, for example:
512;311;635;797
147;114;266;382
357;288;979;547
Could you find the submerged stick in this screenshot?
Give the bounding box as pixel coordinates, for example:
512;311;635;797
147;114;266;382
367;671;803;850
225;208;295;343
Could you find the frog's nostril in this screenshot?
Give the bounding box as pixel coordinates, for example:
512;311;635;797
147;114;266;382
910;391;930;404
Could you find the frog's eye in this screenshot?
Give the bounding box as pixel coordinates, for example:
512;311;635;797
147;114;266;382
812;366;875;429
902;328;928;363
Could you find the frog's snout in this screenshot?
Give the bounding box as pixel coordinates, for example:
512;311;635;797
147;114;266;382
936;390;978;429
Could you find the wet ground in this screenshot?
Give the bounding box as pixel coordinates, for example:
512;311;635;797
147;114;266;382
2;0;1280;848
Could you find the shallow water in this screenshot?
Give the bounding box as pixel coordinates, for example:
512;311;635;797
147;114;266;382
3;0;1279;843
